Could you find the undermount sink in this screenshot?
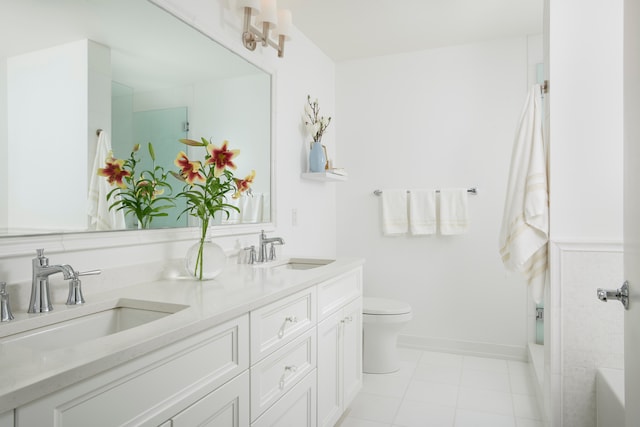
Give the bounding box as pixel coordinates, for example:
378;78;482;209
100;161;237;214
0;299;188;352
257;257;335;271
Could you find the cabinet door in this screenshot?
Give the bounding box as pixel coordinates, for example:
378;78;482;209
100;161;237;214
316;310;342;427
251;370;316;427
172;371;249;427
317;298;363;427
16;315;249;427
341;298;362;409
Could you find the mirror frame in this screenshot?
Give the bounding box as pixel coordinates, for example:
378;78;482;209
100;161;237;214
0;0;277;258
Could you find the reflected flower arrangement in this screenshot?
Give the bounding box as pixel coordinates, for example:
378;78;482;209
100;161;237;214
98;143;174;229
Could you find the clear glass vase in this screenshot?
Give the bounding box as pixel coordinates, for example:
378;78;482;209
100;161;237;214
185;238;226;280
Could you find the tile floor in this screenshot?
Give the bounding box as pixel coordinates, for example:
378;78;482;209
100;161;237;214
338;348;543;427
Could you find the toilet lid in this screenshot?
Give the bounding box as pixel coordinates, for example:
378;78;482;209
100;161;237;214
363;297;412;315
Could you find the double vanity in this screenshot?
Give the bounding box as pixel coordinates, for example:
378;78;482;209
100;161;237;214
0;256;364;427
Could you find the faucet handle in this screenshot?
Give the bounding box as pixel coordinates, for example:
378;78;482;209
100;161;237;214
76;269;102;277
66;270;100;306
0;282;14;322
66;278;85;305
243;246;257;264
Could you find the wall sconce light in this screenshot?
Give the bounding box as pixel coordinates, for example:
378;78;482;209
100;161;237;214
238;0;292;58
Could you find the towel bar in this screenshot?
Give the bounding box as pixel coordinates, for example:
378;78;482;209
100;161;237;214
373;187;478;196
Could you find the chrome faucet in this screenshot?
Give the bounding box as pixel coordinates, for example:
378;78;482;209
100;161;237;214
258;230;284;263
0;282;14;322
29;249;76;313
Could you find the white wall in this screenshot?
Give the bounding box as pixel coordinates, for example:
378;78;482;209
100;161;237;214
546;0;624;425
6;40;110;233
336;37;536;359
0;59;7;230
0;0;338;307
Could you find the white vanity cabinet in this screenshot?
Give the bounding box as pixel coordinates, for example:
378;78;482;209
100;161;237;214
7;262;364;427
16;315;249;427
0;410;13;427
316;269;363;427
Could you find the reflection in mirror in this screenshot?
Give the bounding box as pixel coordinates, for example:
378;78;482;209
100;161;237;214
0;0;271;236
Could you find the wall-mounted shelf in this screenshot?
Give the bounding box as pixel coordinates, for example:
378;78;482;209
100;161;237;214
301;171;348;182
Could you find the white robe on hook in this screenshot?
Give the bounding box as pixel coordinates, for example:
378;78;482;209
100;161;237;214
88;130;126;230
499;84;548;304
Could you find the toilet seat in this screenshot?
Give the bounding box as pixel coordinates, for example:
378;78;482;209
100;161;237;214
363;297;412;315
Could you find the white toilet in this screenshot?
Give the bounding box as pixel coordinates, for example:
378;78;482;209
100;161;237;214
362;297;413;374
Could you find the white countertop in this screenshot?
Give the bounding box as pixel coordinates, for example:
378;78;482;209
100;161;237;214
0;257;364;413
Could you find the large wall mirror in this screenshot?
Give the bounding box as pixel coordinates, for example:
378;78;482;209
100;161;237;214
0;0;272;237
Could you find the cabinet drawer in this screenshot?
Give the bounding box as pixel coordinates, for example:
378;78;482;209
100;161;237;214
317;268;362;320
250;328;316;421
250;287;316;363
16;315;249;427
251;370;317;427
172;370;249;427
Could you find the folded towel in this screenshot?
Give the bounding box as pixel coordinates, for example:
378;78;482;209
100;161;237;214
221;196;242;224
439;188;470;235
242;193;263;223
409;189;437;235
499;84;548;303
262;192;271;222
381;189;408;236
87;130;126;230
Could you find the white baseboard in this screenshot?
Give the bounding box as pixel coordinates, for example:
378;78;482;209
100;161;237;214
397;334;528;361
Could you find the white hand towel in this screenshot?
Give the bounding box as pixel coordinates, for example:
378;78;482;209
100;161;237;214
87;130;126;231
221;196;242;224
498;84;548;304
439;188;470;235
409;189;437;235
241;193;263;223
381;189;408;236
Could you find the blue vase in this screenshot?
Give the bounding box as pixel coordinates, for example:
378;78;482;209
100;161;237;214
309;141;326;172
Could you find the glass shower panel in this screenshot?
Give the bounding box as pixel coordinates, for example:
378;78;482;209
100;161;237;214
133;107;188;229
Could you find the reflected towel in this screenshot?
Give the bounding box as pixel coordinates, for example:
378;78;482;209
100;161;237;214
498;84;548;304
87;130;126;230
409;189;437;235
439;189;470;235
221;196;242;224
242;193;263;223
381;189;408;236
262;193;270;222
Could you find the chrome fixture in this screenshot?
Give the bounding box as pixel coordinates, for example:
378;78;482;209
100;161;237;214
243;245;257;264
30;249;75;313
374;187;479;196
29;249;101;313
238;0;292;58
597;281;630;310
258;230;284;262
66;269;101;306
0;282;14;322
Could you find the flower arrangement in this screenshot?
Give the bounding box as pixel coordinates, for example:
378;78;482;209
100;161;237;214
304;94;332;144
173;137;255;280
98;143;175;229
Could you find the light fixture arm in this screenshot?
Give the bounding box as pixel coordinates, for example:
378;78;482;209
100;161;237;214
241;5;288;57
